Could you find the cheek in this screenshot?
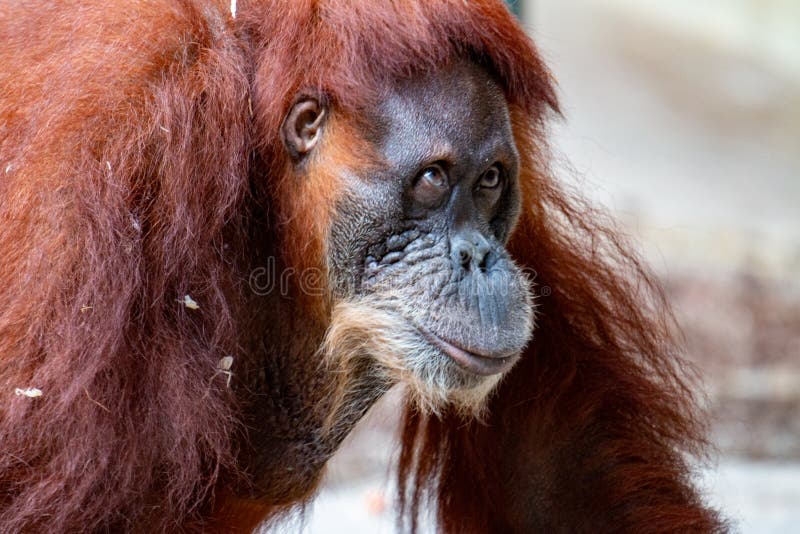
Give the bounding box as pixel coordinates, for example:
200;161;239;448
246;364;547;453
278;167;340;278
491;182;522;243
326;185;405;296
278;117;378;279
361;232;450;295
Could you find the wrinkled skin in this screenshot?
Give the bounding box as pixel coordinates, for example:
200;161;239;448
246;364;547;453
249;60;535;504
327;62;534;389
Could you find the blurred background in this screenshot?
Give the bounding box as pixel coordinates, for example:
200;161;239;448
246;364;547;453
292;1;800;532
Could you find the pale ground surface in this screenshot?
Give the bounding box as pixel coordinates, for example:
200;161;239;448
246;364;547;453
275;1;800;532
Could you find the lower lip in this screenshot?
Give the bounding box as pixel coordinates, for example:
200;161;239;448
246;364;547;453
417;328;518;376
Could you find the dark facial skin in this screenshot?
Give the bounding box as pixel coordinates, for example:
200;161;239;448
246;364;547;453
326;61;533;380
254;61;533;501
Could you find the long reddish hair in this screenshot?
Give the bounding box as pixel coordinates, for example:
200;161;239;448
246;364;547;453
396;115;722;531
0;0;721;532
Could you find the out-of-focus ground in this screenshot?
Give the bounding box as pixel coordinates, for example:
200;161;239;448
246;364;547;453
280;1;800;532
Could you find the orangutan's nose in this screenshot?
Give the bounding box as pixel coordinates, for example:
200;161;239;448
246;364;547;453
450;229;492;272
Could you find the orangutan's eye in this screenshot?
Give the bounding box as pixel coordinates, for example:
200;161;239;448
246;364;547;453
478;165;502;189
417;164;448;189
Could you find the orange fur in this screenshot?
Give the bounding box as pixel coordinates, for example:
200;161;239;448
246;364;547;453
0;1;723;532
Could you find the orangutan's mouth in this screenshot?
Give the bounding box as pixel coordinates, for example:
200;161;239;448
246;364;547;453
416;327;518;376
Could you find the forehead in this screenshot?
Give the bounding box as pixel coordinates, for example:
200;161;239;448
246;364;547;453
374;62;514;164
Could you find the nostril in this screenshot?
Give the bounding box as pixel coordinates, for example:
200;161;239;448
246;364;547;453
473;238;491;272
451;232;493;272
450;237;474;271
477;250;491;272
458;248;471;267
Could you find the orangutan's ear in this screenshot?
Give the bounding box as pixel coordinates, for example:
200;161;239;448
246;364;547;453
282;97;327;160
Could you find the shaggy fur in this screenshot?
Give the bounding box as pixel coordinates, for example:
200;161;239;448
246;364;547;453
0;0;725;532
396;109;725;532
